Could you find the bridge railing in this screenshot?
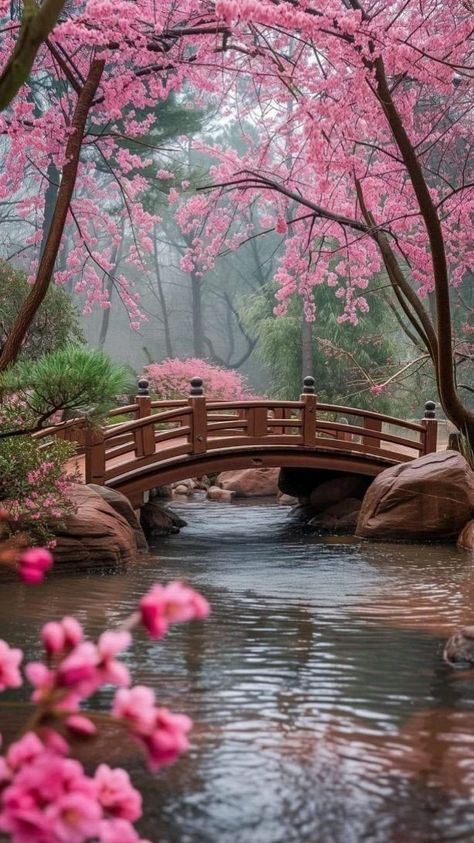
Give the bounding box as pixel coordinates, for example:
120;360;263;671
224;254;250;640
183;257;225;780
78;376;437;485
34;376;438;486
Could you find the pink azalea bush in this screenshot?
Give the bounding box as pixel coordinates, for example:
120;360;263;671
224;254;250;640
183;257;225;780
0;572;210;843
145;358;256;401
0;397;78;546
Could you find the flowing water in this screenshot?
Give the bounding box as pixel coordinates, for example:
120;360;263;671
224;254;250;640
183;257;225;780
1;496;474;843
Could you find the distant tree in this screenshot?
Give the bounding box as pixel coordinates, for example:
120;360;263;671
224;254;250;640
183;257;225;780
244;282;419;414
0;261;84;361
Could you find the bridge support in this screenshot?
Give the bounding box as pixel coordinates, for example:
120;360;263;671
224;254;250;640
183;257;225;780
300;376;316;446
135;377;155;457
189;377;207;454
422;400;438;453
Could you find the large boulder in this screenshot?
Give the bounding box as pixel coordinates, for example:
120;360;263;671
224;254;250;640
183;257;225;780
88;484;148;552
356;451;474;541
53;485;138;565
217;467;279;497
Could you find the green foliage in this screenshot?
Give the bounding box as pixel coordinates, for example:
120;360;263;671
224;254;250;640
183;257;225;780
0;261;84;361
2;345;132;429
243;282;413;414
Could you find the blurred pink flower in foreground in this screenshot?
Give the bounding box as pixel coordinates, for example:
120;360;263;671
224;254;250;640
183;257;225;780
18;548;53;585
140;581;210;639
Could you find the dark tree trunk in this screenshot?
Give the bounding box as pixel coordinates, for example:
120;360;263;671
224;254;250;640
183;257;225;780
302;318;313;381
191;270;204;358
0;58;104;371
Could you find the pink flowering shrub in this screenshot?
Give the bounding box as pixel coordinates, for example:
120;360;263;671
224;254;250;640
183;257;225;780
145;358;256;401
0;577;210;843
0;434;77;545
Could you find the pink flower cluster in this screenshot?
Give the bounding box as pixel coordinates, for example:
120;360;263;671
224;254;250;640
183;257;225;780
145;358;256;401
26;619;132;725
140;581;210;639
0;573;210;840
113;686;192;771
0;732;149;843
18;548;53;585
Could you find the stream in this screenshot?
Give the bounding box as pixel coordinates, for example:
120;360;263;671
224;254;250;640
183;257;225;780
1;496;473;843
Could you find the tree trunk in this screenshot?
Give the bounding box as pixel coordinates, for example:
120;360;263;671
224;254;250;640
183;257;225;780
152;231;173;357
39;161;60;260
373;57;474;443
191;271;204;358
0;58;104;371
302;318;313;381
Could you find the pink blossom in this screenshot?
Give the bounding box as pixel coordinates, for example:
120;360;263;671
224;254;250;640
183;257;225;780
370;384;384;396
0;740;101;843
0;640;22;691
66;714;98;737
112;686;192;771
99;818;152;843
94;764;142;820
18;548;53;585
46;791;102;843
41;622;66;654
112;686;156;734
144;708;192;771
56;642;99;692
96;630;131;686
140;581;209;639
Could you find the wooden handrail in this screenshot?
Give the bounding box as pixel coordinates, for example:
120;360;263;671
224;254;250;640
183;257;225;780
104;406;192;439
45;390;438;496
316;403;425;432
32;416;86;439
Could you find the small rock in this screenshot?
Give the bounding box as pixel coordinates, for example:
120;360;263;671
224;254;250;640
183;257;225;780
458;520;474;551
140;502;187;537
207;486;236;502
174;484;191;496
443;626;474;667
278;494;299;506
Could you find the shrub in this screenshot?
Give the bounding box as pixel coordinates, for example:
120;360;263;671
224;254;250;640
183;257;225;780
0;261;84;361
0;433;77;545
145;358;255;401
1;345;132;433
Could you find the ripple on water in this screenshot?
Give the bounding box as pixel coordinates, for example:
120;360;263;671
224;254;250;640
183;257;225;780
0;498;473;843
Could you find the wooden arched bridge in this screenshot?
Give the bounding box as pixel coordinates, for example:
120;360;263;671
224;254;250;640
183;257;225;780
36;377;438;507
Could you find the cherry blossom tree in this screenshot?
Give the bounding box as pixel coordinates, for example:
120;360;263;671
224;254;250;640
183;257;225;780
0;0;472;442
0;2;228;370
175;0;474;440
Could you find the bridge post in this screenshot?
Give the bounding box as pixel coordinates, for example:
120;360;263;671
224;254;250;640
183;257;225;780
362;416;382;450
189;377;207;454
422;400;438;454
300;376;316;446
135;377;155;457
84;425;106;485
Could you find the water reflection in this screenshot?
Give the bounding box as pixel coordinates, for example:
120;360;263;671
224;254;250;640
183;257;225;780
0;497;473;843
